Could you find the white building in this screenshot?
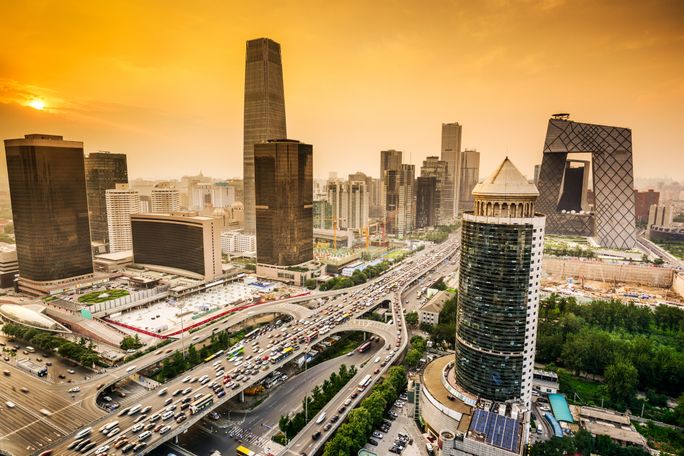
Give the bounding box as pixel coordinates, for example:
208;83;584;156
105;184;140;253
191;182;236;210
418;290;451;325
151;182;180;213
326;178;369;231
221;230;256;254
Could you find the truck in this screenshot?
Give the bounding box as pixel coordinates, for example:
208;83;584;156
16;358;47;377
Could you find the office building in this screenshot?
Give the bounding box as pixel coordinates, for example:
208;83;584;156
456;157;544;407
420;156;450;224
4;134;94;293
635;189;660;225
326;178;347;229
415;176;437;228
254;139;313;267
381;149;403;233
648;204;673;227
459;149;480;213
326;177;369;231
105;184;140;253
243;38;287;233
313;200;332;230
533;164;541;185
221;230;256;254
151;182;180;213
84;152;128;250
190;182;236;210
397;164;415;237
417;290;451;325
0;243;18;288
536;115;636;249
441;122;462;218
131;212;222;280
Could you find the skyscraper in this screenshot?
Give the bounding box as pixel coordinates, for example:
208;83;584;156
254;140;312;266
151;182;180;213
415;176;437;228
397;164;415;237
458;149;480;213
243;38;287;234
440;122;462;218
420;156;449;224
455;158;545;408
84;151;128;250
106;184;140;253
4;134;94;292
380;149;402;233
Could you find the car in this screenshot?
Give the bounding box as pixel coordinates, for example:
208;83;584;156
132;423;144;433
374;368;380;374
134;414;147;423
159;425;171;434
141;405;152;414
118;407;130;416
180;402;190;411
132;442;147;452
164;398;173;406
67;369;75;374
172;389;182;396
323;423;332;431
182;376;191;383
58;373;66;379
176;414;187;423
121;443;135;453
344;398;352;406
338;406;346;413
372;431;383;439
82;442;98;453
145;423;155;431
389;446;401;454
351;391;359;398
368;438;379;446
182;387;192;395
311;431;321;440
330;415;339;423
20;387;29;393
68;387;81;393
114;439;128;449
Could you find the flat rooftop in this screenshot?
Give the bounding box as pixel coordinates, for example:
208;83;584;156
422;355;473;432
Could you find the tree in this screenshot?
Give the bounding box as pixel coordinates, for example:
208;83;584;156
305;279;317;290
405;311;418;327
605;360;638;404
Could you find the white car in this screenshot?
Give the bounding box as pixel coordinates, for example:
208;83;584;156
68;387;81;393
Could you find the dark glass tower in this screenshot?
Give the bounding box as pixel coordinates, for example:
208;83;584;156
455;158;544;407
85;152;128;249
4;134;93;287
243;38;287;234
415;176;436;228
255;140;312;266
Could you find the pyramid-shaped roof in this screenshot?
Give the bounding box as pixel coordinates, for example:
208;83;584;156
472;157;539;197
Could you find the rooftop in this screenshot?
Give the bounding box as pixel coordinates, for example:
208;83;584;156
420;290;452;314
472;157;538;197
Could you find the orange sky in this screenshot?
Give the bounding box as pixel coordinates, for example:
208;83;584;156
1;0;683;181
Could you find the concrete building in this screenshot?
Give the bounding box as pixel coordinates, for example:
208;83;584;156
151;182;180;213
418;290;451;325
130;212;222;280
243;37;287;234
416;176;437;229
634;189;659;225
313;200;332;230
0;242;18;288
190;182;236;210
456;157;545;409
381;149;403;233
397;164;415;237
421;156;450;224
326;178;369;231
105;184;140;253
459;149;480;213
648;204;673;227
441;122;462;218
254;139;313;267
536;115;636;249
4;134;94;294
221;230;256;254
84;152;128;250
532;369;559;395
577;407;648;450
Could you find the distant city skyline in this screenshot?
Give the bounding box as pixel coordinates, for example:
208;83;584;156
0;2;682;182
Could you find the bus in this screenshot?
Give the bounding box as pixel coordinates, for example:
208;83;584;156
282;347;294;356
358;374;372;391
271;352;285;364
236;445;256;456
357;342;372;353
304;331;318;343
204;350;224;363
190;394;214;415
227;345;245;360
243;328;260;340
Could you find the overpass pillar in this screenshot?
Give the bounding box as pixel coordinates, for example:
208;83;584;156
239;390;245;403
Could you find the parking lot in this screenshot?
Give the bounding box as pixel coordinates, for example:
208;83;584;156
362;394;424;456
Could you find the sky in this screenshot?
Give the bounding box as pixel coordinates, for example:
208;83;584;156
1;0;683;182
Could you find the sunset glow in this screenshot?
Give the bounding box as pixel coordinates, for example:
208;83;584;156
27;99;45;110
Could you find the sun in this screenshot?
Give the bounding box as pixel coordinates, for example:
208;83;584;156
27;99;46;110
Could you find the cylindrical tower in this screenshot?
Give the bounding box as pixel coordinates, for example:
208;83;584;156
454;158;545;408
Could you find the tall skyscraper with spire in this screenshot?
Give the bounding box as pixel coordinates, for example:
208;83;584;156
243;38;287;234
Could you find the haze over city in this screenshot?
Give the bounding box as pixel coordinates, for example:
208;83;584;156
1;0;683;180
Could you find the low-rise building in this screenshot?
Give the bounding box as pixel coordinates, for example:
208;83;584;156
418;290;452;325
0;242;18;288
221;230;256;255
577;406;648;450
532;369;559;395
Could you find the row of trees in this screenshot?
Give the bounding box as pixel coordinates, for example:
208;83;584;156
278;364;357;439
530;429;649;456
319;261;391;291
544;245;596;258
537;295;684;401
2;322;102;367
119;334;143;350
405;335;427;368
323;366;407;456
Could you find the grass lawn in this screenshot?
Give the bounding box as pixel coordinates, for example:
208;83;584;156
78;289;130;304
384;249;409;260
654;240;684;259
634;421;684;455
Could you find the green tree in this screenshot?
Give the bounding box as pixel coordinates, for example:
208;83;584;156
605;361;639;404
404;311;418;327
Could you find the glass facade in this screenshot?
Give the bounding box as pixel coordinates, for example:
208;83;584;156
131;218;205;276
415;176;436;228
4;135;93;282
85;152;128;247
243;38;287;233
455;219;533;401
255;140;313;266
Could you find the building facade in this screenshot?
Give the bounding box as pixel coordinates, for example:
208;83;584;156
459;149;480;213
221;230;257;254
441;122;462;218
648;204;673;227
635;190;660;226
84;152;128;250
416;176;437;229
421;156;450;224
254;140;313;266
381;149;403;233
455;158;545;408
397;164;415;237
131;212;222;280
536;116;636;249
4;134;94;291
151;182;180;213
105;184;140;253
243;37;287;234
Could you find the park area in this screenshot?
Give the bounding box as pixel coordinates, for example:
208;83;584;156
78;289;130;304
